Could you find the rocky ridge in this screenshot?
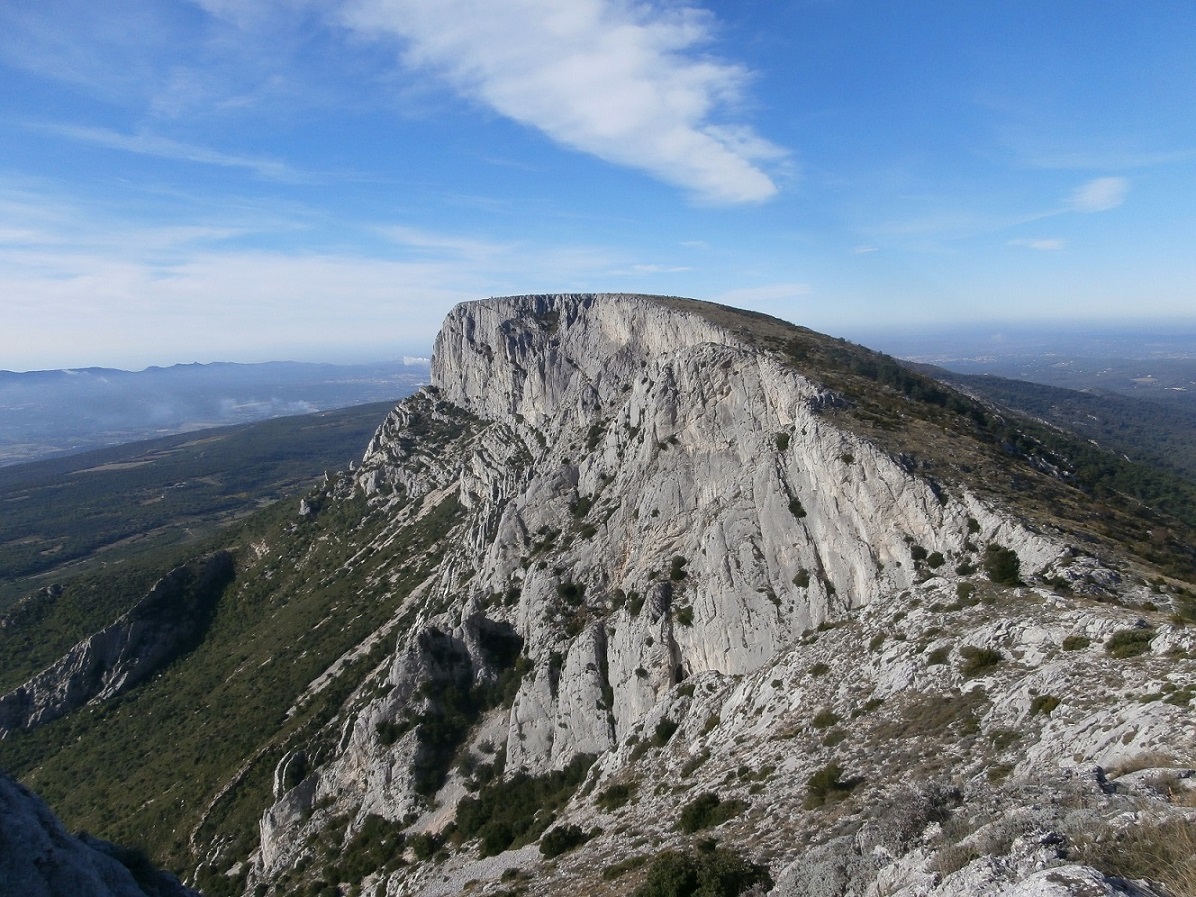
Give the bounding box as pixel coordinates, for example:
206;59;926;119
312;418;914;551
0;551;234;736
242;296;1195;897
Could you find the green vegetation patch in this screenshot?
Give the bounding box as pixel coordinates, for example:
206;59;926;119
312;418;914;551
676;792;747;833
959;645;1003;678
596;780;637;811
1030;694;1060;717
455;753;595;857
633;845;772;897
0;481;466;879
983;545;1021;586
1105;628;1155;658
804;762;864;809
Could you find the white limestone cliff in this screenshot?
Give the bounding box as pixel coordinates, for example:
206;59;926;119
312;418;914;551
250;295;1184;896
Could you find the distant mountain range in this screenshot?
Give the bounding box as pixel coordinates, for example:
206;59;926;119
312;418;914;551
0;359;428;466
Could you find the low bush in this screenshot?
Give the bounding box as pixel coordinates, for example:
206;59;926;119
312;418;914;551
633;845;772;897
959;645;1002;678
1070;815;1196;897
540;823;592;858
596;781;636;811
676;792;746;833
804;763;863;809
926;646;951;666
653;718;679;746
1105;628;1154;658
1062;634;1091;651
812;708;838;728
1029;694;1060;717
455;753;595;857
983;544;1021;586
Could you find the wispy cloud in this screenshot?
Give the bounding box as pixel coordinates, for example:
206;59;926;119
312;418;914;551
1009;237;1064;251
628;263;690;274
32;123;313;182
1068;176;1128;212
341;0;785;204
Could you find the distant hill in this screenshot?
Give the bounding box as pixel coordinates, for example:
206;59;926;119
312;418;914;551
913;363;1196;487
0;359;428;466
0;400;401;611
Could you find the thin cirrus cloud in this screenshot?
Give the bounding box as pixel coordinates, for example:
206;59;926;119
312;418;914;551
33;123;313;182
1009;237;1064;251
1068;176;1129;212
340;0;785;204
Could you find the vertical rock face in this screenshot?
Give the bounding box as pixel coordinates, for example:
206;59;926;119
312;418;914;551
0;772;199;897
256;295;1084;862
249;294;1190;897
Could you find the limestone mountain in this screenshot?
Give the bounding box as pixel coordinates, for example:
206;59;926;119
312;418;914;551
1;295;1193;897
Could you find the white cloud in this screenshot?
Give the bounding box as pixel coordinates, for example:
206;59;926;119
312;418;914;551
33;123;311;181
341;0;784;204
1068;176;1128;212
853;244;878;254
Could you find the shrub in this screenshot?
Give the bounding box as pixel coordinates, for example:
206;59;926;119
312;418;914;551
675;606;694;627
926;552;945;569
822;728;847;747
633;846;772;897
540;823;592;858
1030;694;1060;717
812;708;839;728
926;646;951;666
596;781;636;811
677;792;746;833
793;568;810;587
983;544;1021;586
1105;628;1154;658
556;581;585;606
959;645;1003;677
910;545;928;562
455;753;595;857
775;432;790;451
1069;815;1196;897
809;662;830;677
681;751;710;777
804;763;863;809
788;498;807;519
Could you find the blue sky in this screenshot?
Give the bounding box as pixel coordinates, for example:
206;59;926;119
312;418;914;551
2;1;1193;370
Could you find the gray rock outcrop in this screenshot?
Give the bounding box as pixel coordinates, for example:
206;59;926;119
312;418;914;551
0;551;234;736
245;295;1192;897
0;770;199;897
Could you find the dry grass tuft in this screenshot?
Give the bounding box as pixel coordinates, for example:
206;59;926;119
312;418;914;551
1069;815;1196;897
